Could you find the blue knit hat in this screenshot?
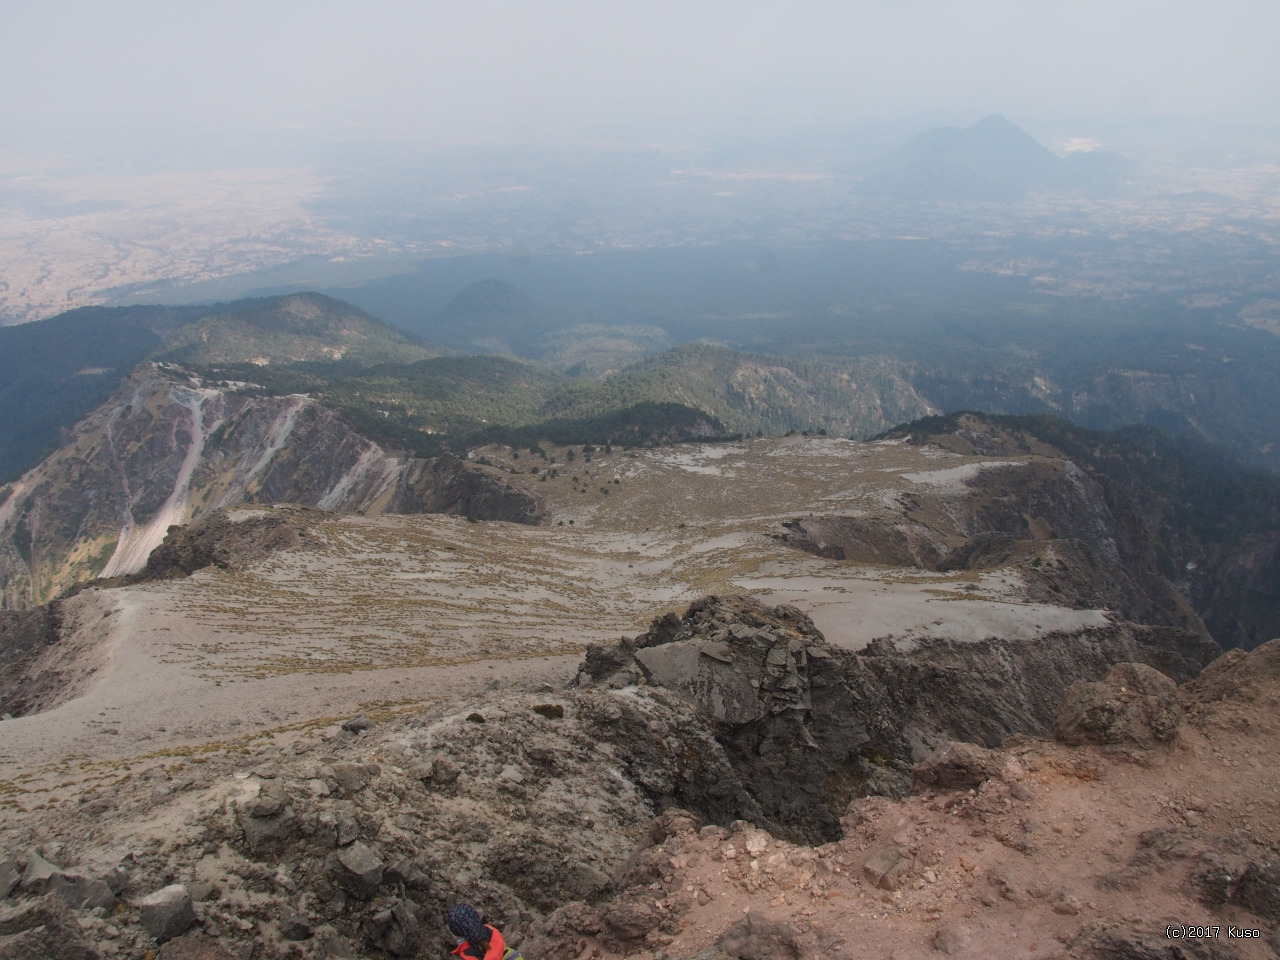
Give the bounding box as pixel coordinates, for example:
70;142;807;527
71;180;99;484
448;903;487;944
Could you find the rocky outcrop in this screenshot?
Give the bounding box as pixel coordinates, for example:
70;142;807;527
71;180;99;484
883;412;1280;651
579;595;1219;843
773;456;1207;639
0;602;64;718
137;507;315;580
0;893;101;959
387;453;545;524
910;740;1007;791
1053;662;1183;749
0;364;543;607
1;638;1277;959
1181;636;1280;707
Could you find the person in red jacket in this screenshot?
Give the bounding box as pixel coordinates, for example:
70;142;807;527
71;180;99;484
448;903;519;960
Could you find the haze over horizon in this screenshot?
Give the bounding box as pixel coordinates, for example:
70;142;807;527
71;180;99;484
3;2;1280;326
4;0;1279;165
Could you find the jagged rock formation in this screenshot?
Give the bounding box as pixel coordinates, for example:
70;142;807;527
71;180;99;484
0;603;62;718
882;412;1280;651
0;628;1275;959
530;639;1280;960
0;364;543;608
135;506;319;581
578;595;1218;843
0;686;762;958
386;454;546;524
1053;662;1183;749
772;456;1205;639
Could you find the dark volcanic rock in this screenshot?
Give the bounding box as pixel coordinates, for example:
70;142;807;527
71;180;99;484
0;893;101;960
45;873;115;911
0;603;63;718
138;884;196;943
18;851;62;893
387;453;545;524
1071;920;1237;959
911;740;1006;791
139;508;310;579
717;913;804;960
580;594;1217;842
1182;637;1280;706
0;859;18;899
334;842;384;899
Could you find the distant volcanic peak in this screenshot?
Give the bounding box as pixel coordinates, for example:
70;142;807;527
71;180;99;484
866;114;1124;201
442;279;535;318
893;115;1052;161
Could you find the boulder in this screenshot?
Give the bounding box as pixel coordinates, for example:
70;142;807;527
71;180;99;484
137;884;196;943
334;842;383;899
237;807;297;854
863;845;911;891
363;899;418;957
18;851;62;893
0;859;18;899
648;808;700;845
236;779;297;853
0;893;101;960
911;741;1005;791
1235;861;1280;922
328;762;376;794
1053;662;1181;748
931;924;969;955
601;888;662;941
717;914;803;960
156;933;241;960
45;874;115;911
519;901;600;960
278;906;314;941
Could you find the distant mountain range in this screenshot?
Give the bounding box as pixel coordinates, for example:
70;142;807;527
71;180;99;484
7;273;1280;491
0;293;437;483
861;114;1136;201
3;290;1280;651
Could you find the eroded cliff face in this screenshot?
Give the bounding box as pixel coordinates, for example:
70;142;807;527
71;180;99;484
897;412;1280;650
577;595;1218;844
773;452;1207;641
0;364;543;608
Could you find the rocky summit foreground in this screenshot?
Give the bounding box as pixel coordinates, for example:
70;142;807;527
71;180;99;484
0;433;1276;957
0;619;1277;959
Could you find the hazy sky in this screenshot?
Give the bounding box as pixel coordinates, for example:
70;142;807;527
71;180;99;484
4;0;1279;154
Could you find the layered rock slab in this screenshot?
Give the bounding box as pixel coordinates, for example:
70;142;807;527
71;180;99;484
580;594;1219;842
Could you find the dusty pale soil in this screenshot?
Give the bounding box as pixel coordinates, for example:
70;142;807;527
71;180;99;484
2;436;1257;959
624;722;1279;960
0;439;1108;818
